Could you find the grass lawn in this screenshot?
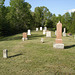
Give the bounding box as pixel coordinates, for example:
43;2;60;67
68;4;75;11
0;30;75;75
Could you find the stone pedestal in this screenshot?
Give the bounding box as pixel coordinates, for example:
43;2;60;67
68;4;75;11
53;43;64;49
22;32;28;41
53;21;64;49
22;37;28;41
40;27;42;31
27;29;31;35
46;31;51;37
3;49;8;58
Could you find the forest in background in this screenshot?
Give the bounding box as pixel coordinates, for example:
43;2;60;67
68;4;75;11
0;0;75;36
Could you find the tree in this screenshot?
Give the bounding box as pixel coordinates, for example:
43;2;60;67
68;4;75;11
51;14;57;30
0;0;10;36
62;12;71;32
34;6;52;27
6;0;32;34
70;12;75;33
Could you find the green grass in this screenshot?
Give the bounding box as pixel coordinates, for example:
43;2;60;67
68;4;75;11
0;30;75;75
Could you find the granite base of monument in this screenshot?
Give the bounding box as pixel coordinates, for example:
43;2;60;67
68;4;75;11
22;38;28;41
53;43;64;49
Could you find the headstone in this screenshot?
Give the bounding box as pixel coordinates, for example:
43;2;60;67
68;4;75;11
74;35;75;39
27;29;31;35
53;21;64;49
44;27;47;31
63;28;66;36
46;31;51;37
3;49;8;58
41;38;44;43
40;27;42;31
55;30;57;35
22;32;28;41
64;28;66;33
36;28;38;31
43;30;46;35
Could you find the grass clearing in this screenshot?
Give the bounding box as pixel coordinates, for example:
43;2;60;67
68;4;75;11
0;30;75;75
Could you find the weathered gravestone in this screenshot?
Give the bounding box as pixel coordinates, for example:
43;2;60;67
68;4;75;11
22;32;28;41
53;21;64;49
46;31;51;37
44;27;47;31
55;30;57;36
43;30;46;35
27;29;31;35
3;49;8;58
41;38;44;43
36;28;38;31
74;35;75;39
63;28;66;36
40;27;42;31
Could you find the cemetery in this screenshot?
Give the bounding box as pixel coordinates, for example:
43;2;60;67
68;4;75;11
0;27;75;75
0;0;75;75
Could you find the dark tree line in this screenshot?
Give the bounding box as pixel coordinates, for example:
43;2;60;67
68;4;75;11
0;0;75;36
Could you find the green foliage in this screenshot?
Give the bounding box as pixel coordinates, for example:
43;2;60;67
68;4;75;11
34;6;52;27
0;0;5;5
71;12;75;33
0;0;75;36
6;0;32;34
51;14;57;29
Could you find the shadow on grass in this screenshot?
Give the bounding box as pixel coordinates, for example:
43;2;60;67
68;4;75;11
0;36;22;41
8;53;22;58
64;45;75;49
28;34;45;40
0;34;45;41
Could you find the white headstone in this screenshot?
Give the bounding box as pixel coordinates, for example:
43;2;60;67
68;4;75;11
36;28;38;31
63;28;66;36
63;32;66;36
41;38;44;43
43;30;46;34
74;35;75;39
64;28;66;33
46;31;51;37
3;49;8;58
40;27;42;31
44;27;47;31
55;30;57;35
27;29;31;35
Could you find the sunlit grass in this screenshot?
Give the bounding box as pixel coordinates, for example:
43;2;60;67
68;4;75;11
0;30;75;75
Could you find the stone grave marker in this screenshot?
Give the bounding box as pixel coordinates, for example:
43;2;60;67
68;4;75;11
22;32;28;41
3;49;8;58
43;30;46;35
44;27;47;31
74;35;75;39
40;27;42;31
63;28;66;36
41;38;44;43
46;31;51;37
36;28;38;31
53;21;64;49
27;29;31;35
55;30;57;36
